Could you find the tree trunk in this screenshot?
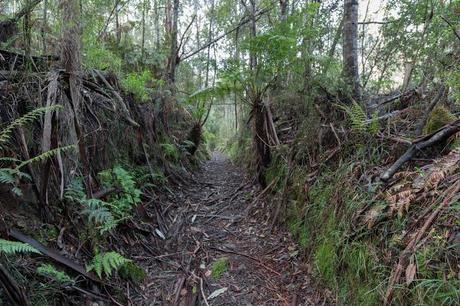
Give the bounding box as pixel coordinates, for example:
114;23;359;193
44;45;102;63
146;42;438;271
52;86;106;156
41;0;47;54
280;0;288;21
115;1;121;45
167;0;179;84
154;0;160;48
141;0;147;62
343;0;361;102
249;0;257;71
60;0;92;198
204;0;215;88
23;0;32;68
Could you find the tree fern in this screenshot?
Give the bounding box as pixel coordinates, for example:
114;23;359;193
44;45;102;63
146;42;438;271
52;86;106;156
0;239;40;255
86;252;131;278
37;264;75;284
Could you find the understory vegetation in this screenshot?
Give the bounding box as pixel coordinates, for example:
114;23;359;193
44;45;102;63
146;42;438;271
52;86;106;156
1;0;460;305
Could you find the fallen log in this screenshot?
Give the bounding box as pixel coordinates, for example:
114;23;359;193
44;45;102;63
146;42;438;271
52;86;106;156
380;119;460;181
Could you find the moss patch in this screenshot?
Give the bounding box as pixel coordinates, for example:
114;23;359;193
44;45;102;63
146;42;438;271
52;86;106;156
424;105;457;134
211;257;229;280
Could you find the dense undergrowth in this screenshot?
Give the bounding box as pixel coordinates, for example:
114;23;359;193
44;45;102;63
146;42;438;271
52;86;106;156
224;98;460;305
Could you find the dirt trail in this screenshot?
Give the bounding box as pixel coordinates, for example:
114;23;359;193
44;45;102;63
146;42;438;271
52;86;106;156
130;153;324;305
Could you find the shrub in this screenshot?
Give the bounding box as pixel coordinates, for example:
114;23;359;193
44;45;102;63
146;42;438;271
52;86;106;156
121;70;152;102
84;47;122;73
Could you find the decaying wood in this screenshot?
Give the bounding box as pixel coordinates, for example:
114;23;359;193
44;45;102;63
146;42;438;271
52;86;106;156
380;119;460;181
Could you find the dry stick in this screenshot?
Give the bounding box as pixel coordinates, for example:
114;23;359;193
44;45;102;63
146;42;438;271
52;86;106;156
212;247;282;277
415;85;446;136
93;69;139;127
384;181;460;305
380;119;460;181
252;178;279;205
440;15;460;42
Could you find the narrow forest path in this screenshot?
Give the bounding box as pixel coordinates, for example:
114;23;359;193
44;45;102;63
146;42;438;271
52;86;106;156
128;153;325;306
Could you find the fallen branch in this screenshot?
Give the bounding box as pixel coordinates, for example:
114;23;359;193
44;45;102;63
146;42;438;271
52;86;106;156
211;247;281;277
369;88;417;110
415;84;446;136
8;228;101;283
93;69;139;127
380;119;460;181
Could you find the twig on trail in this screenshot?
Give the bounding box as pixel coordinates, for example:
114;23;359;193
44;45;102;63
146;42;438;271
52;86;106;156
103;286;125;306
251;178;279;205
173;277;186;306
191;272;210;306
211;247;282;277
68;286;111;303
194;214;243;221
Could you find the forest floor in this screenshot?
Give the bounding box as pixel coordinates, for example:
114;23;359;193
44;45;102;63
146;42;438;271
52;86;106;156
127;152;326;305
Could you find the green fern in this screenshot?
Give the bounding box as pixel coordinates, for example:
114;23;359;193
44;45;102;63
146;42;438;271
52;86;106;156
0;168;15;185
37;264;74;284
65;166;140;234
342;101;367;132
17;145;76;170
160;142;180;161
86;252;131;278
0;105;62;145
368;111;380;135
340;102;379;134
0;239;40;255
82;201;118;234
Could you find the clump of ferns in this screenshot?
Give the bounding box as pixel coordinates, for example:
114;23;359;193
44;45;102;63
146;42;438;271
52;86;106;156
0;106;75;196
65;166;141;236
339;101;379;136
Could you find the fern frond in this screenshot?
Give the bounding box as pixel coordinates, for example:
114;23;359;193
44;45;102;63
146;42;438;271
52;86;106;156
0;239;40;255
0;157;20;163
64;178;85;201
11;187;23;196
37;264;74;284
340;102;368;132
0;105;63;144
17;145;76;170
369;111;380;135
0;168;15;184
86;252;131;278
83;206;114;224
